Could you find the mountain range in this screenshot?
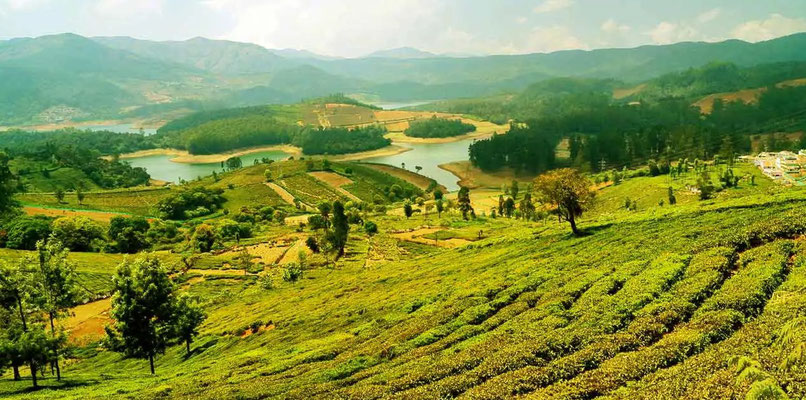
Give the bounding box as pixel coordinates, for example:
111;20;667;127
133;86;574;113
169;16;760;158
1;32;806;126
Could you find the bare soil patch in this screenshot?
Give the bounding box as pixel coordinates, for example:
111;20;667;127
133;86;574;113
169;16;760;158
391;228;471;248
62;298;112;345
23;206;130;223
439;161;535;189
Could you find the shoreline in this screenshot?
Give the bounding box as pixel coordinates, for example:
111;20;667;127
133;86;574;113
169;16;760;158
384;129;497;144
114;145;303;164
439;160;536;189
10;119;165;132
327;145;413;161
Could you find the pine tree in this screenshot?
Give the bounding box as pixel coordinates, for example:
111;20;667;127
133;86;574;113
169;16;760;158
457;187;474;220
330;201;349;257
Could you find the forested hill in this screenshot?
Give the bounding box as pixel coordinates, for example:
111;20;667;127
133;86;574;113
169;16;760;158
2;32;806;125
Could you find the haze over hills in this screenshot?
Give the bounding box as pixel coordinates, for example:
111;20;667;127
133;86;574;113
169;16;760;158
365;47;439;59
1;32;806;126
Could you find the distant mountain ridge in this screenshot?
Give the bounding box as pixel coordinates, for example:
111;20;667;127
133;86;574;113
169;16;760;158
365;47;438;59
1;32;805;125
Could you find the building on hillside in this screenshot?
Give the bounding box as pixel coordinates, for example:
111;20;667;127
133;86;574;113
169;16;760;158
776;151;800;173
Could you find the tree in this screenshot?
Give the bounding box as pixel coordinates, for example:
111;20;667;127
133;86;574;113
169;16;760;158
403;202;414;219
317;202;332;228
31;240;79;381
107;256;176;374
457;187;474;220
668;187;677;205
225;156;243;170
0;262;52;388
191;224;216;253
109;216;150;254
55;188;65;204
363;221;378;235
415;166;423;174
510;180;519;200
264;169;272;182
534;168;595;236
51;216;105;252
173;294;206;356
329;201;349;257
0;151;18;216
503;197;515;218
76;188;85;205
433;189;443;201
519;193;535;220
498;195;504;216
697;171;715;200
435;199;444;218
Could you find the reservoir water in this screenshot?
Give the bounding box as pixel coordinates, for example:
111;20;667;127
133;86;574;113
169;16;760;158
124;150;289;183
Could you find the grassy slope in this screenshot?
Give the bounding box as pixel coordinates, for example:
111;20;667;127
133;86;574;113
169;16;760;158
14;160;428;217
4;166;806;399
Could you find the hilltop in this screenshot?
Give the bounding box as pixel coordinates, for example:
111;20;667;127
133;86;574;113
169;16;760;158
3;33;806;125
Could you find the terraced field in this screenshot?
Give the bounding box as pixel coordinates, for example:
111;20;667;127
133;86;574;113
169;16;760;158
5;163;806;399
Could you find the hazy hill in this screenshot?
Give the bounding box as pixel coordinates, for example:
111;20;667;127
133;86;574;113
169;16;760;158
3;32;806;126
94;36;295;75
365;47;438;59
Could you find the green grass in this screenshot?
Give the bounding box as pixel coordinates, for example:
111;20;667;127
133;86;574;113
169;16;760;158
4;163;806;399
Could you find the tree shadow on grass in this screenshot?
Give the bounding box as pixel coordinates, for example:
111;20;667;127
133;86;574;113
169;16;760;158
0;377;97;396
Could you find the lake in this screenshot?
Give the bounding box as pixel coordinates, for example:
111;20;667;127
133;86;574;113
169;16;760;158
124;139;477;191
361;139;478;192
124;150;289;183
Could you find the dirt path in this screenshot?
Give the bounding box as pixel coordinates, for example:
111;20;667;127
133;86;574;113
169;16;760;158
62;298;112;345
391;228;472;248
265;182;297;205
308;171;362;202
279;239;313;264
23;206;134;223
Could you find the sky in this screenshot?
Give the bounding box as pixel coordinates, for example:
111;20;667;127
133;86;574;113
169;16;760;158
0;0;805;57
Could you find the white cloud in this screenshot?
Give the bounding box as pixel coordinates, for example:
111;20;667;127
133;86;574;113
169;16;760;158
533;0;573;14
646;21;700;44
516;16;528;24
519;25;588;53
732;13;806;42
4;0;48;10
601;19;630;33
94;0;164;19
205;0;442;57
697;8;721;24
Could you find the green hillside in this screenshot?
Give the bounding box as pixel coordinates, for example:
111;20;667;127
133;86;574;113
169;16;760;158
3;33;806;125
3;158;806;399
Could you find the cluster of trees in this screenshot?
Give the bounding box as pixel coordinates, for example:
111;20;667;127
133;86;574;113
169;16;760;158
0;213;180;254
9;144;150;190
0;129;155;157
1;241;84;387
299;125;390;155
469;123;559;174
182;116;298;155
404;116;476;138
157;187;226;220
470;84;806;174
105;256;206;374
305;200;357;261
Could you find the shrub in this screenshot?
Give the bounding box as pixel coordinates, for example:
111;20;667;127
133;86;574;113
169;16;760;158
4;215;52;250
283;263;303;282
51;216;105;251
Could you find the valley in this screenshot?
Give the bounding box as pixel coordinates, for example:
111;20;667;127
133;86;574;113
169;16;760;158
2;15;806;400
